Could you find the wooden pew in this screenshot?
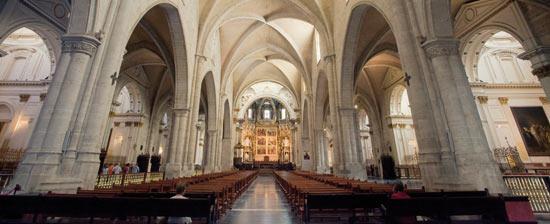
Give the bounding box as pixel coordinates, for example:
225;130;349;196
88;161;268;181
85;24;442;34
0;194;215;224
276;171;536;224
383;196;536;224
304;193;388;223
76;170;258;220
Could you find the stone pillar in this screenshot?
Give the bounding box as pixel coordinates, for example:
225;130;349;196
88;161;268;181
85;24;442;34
164;108;189;178
204;130;218;173
422;38;506;192
314;129;329;173
11;35;100;192
476;96;498;148
221;137;232;170
72;38;126;190
337;107;366;179
519;48;550;97
290;124;298;165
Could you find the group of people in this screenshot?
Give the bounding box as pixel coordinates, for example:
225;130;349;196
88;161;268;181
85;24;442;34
101;163;140;175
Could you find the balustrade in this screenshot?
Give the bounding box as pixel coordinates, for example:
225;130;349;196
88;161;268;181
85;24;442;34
95;172;164;189
503;175;550;213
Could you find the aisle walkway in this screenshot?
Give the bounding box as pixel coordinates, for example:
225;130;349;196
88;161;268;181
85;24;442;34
219;173;298;224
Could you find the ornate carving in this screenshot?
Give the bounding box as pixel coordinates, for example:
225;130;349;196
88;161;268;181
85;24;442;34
518;47;550;60
498;97;509;105
61;35;101;56
19;94;30;102
477;96;489;104
39;93;47;102
0;49;7;57
422;39;460;59
532;65;550;79
540;97;549;104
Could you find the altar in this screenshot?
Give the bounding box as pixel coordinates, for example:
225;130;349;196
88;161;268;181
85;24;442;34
239;97;293;164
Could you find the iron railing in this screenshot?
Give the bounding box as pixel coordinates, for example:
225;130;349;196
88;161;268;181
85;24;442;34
503;175;550;213
95;172;165;189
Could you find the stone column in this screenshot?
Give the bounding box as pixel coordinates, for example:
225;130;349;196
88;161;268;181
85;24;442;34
221;137;232;170
476;96;498;148
339;108;366;179
422;38;506;192
314;129;329;173
204;130;218;173
164;108;189;178
290;124;298;165
72;38;126;190
519;48;550;97
11;35;100;192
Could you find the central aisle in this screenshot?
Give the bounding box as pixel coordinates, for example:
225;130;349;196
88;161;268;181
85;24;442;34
219;173;299;224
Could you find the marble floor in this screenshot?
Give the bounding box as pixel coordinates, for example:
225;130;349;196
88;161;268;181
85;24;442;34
219;173;299;224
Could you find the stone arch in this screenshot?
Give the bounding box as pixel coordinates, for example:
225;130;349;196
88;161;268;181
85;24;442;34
340;3;397;108
314;72;329;129
389;85;411;116
461;29;535;83
0;26;58;77
201;71;217;130
235;81;298;120
113;81;144;114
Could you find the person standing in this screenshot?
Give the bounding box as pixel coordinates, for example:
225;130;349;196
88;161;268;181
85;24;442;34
131;164;140;173
113;163;122;174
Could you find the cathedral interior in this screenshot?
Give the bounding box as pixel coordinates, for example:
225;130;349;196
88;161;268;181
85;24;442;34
0;0;549;223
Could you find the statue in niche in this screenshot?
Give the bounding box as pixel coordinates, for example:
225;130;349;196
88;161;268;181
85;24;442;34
283;137;290;147
304;152;310;160
243;137;251;147
284;152;290;161
244;152;250;161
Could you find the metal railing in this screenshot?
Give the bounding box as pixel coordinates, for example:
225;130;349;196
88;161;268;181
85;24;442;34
395;166;421;179
503;175;550;213
95;172;165;189
0;173;13;192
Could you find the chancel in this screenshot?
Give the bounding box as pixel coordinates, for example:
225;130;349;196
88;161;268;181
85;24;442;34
0;0;548;223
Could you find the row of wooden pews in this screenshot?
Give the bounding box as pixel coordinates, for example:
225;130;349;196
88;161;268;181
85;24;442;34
275;171;536;224
0;170;258;224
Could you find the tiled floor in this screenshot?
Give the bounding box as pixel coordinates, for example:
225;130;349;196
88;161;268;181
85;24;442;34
219;174;299;224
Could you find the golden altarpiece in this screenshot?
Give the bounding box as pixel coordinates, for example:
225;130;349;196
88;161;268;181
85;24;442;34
240;98;292;164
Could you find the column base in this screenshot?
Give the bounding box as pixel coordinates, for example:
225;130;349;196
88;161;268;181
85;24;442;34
164;163;182;179
9;153;61;193
35;177;82;194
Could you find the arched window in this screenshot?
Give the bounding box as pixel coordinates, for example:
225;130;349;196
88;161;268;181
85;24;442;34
115;83;142;114
390;85;411;116
463;31;535;83
0;27;51;81
264;109;271;120
281;108;287;120
248;108;253;119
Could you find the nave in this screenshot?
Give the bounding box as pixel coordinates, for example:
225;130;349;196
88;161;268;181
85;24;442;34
219;173;298;224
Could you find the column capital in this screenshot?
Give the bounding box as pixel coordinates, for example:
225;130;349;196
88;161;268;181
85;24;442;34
61;35;101;56
477;96;488;104
498;97;509;105
532;64;550;79
421;38;460;59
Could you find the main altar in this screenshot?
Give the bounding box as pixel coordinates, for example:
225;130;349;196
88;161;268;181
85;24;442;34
238;98;292;164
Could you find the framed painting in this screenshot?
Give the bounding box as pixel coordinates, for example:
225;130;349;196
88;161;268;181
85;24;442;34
511;107;550;156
